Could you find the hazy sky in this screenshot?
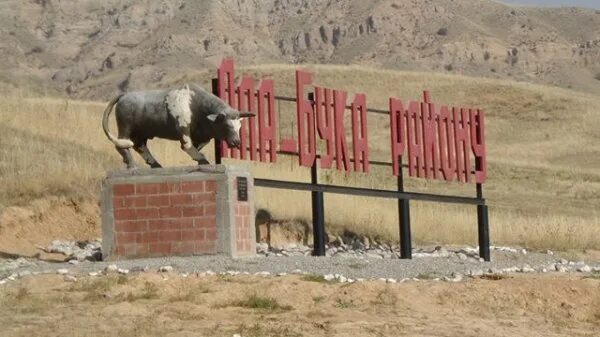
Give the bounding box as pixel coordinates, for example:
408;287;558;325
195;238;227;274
501;0;600;9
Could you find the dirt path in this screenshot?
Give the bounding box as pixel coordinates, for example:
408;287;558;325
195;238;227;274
0;273;598;337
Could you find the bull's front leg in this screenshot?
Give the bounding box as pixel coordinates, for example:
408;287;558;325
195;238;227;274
179;127;210;165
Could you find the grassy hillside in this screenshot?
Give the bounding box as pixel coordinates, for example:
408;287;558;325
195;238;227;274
1;65;599;250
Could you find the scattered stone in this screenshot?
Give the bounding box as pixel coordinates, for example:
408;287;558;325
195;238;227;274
105;264;118;273
546;250;554;255
324;274;335;281
577;265;592;273
117;268;129;275
377;278;387;282
68;259;80;265
0;280;6;285
277;272;288;277
457;253;468;261
57;268;69;275
444;273;463;282
469;269;484;277
254;271;270;277
356;278;365;282
337;275;348;283
520;248;527;255
88;271;100;277
226;270;241;276
180;273;189;278
291;269;303;274
488;268;502;274
386;278;397;283
520;265;535;273
64;275;77;282
17;270;32;278
556;265;569;273
159;266;174;273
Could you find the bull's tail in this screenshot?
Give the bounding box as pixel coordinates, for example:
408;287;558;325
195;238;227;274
102;94;133;148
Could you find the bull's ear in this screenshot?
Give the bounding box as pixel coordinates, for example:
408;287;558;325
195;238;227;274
207;113;226;123
239;111;256;118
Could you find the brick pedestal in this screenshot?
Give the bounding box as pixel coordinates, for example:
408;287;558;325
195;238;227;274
100;165;255;260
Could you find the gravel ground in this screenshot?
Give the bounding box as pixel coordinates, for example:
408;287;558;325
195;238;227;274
1;243;599;284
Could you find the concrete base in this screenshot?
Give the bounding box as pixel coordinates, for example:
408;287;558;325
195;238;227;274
100;165;255;260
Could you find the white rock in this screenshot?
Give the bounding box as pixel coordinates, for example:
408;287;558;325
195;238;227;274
227;270;241;276
180;273;189;278
64;275;77;282
159;266;174;273
205;270;216;276
356;278;365;282
68;259;80;265
242;272;250;275
323;274;335;281
546;250;554;255
347;278;355;283
457;253;468;261
520;248;527;255
291;269;303;274
577;265;592;273
541;268;548;273
0;280;6;285
7;275;16;281
254;271;270;277
105;264;118;273
593;267;600;272
57;268;69;275
117;268;129;275
444;273;463;282
556;265;569;273
400;278;410;283
520;266;535;273
88;271;100;277
386;278;397;283
338;275;348;283
377;278;387;282
277;272;288;277
469;269;484;277
233;334;242;337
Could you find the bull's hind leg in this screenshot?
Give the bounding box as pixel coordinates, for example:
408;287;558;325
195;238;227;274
116;146;136;170
133;140;162;168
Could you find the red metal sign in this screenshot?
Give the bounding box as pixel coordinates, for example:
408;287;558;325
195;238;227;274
216;59;486;183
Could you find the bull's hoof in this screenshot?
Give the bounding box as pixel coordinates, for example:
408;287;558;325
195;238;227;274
150;162;162;168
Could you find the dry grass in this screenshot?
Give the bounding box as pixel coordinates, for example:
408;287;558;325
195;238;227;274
0;65;599;250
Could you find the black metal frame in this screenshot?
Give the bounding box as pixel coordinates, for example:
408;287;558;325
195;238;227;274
211;79;491;261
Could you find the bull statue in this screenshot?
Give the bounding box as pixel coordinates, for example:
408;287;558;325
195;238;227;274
102;84;254;169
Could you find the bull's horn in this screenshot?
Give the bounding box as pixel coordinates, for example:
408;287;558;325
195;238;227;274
239;112;256;118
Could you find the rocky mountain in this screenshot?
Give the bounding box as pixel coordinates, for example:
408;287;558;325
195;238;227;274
0;0;598;99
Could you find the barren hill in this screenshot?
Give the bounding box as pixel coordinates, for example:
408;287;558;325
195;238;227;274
0;0;598;98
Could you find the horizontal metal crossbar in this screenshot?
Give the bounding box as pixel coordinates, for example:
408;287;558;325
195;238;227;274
254;178;485;205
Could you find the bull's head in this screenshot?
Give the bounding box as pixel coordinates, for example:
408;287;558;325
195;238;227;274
206;108;256;148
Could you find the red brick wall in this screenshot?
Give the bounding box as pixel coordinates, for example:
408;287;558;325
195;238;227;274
111;180;217;258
